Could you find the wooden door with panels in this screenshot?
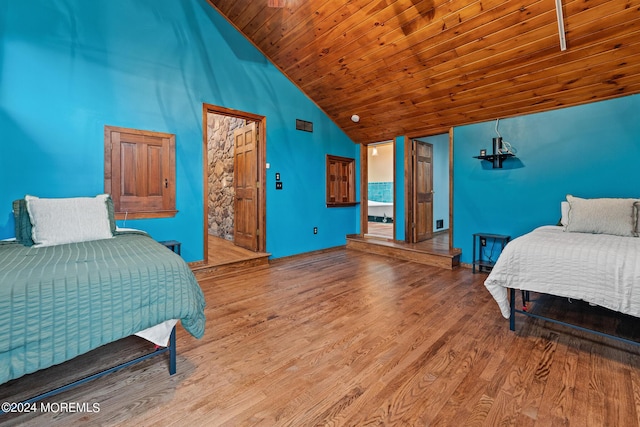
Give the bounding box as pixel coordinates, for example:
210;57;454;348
233;122;259;251
104;126;176;219
413;140;434;242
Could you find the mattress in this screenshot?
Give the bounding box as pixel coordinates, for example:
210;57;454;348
484;226;640;319
0;232;206;384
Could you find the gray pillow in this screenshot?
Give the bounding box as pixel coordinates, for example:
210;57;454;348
565;195;637;237
12;195;117;246
25;194;114;247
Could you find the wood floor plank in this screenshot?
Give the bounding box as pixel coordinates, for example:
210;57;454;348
429;321;512;425
628;363;640;426
3;249;640;426
528;333;580;426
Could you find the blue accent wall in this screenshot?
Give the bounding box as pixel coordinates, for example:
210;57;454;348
0;0;359;261
453;94;640;264
394;136;406;240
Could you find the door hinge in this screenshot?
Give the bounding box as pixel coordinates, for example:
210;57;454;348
256;228;260;236
256;181;260;189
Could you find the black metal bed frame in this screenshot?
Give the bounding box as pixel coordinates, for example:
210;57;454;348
509;288;640;347
0;327;177;415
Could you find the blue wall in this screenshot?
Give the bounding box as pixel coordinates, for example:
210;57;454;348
453;94;640;264
394;136;406;240
0;0;359;261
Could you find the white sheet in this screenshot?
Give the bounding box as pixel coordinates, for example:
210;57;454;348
484;226;640;319
135;319;179;347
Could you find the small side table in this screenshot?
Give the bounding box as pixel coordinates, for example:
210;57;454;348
159;240;181;255
472;233;510;273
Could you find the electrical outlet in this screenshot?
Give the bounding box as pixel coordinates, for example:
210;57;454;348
480;237;487;247
313;227;318;234
275;182;283;190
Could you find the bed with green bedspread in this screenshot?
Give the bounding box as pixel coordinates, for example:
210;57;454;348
0;232;205;385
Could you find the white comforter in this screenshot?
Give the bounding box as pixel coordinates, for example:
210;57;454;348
484;226;640;319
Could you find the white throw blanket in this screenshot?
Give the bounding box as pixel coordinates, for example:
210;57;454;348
484;226;640;319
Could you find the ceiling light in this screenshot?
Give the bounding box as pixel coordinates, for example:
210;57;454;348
372;147;378;156
351;114;360;123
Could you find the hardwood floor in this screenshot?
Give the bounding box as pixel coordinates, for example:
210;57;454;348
206;235;270;266
366;221;393;239
3;249;640;426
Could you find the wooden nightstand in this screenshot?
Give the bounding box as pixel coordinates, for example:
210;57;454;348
159;240;181;255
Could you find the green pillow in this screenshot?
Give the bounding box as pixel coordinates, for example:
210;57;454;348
105;194;117;235
12;199;34;246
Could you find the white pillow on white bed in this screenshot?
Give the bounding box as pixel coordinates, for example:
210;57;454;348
25;194;114;247
560;201;569;226
565;195;637;237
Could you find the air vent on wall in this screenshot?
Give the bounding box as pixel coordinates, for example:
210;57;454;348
296;119;313;132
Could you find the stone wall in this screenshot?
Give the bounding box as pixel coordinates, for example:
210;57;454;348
207;114;246;240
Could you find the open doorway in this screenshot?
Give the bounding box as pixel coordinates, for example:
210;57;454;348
202;104;267;266
365;140;394;240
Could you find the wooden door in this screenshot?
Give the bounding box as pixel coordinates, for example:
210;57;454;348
413;140;434;242
234;122;259;251
105;126;176;219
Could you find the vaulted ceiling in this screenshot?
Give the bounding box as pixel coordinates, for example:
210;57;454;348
208;0;640;144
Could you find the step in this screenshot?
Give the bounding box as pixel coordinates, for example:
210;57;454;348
346;236;461;270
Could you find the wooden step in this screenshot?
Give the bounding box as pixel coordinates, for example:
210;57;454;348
346;235;461;270
189;235;271;280
190;255;270;281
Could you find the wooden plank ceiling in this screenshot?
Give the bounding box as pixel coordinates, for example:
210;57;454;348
208;0;640;144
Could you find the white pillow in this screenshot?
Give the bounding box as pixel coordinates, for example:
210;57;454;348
560;201;569;226
25;194;114;247
565;195;637;237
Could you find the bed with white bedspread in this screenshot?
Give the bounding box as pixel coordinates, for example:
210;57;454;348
484;195;640;341
484;225;640;319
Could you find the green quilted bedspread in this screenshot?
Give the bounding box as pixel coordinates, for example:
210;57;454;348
0;233;205;385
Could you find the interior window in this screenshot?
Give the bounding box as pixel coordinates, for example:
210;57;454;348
104;125;177;219
326;154;356;207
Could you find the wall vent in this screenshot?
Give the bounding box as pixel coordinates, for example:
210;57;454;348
295;119;313;132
